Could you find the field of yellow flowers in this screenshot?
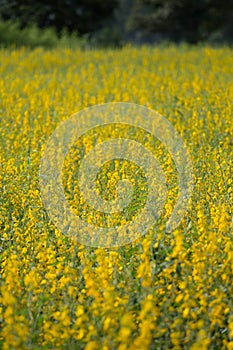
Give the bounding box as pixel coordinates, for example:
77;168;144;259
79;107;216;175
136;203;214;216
0;45;233;349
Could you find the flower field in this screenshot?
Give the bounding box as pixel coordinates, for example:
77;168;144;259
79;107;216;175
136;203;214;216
0;45;233;349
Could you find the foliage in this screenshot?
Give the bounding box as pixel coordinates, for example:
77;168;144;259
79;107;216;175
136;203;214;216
0;0;119;35
0;20;86;48
1;0;233;45
126;0;233;43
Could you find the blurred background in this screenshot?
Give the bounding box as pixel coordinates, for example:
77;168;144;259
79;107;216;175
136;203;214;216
0;0;232;48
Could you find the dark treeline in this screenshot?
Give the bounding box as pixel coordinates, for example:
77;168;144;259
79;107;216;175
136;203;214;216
0;0;232;45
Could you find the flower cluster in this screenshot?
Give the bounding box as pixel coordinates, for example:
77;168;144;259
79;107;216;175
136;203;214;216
0;45;232;349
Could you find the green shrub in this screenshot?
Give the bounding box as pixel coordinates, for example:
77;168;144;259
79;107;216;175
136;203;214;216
0;20;86;48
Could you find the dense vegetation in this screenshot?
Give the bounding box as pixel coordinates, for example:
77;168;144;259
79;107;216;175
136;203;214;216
0;45;232;349
0;0;233;47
